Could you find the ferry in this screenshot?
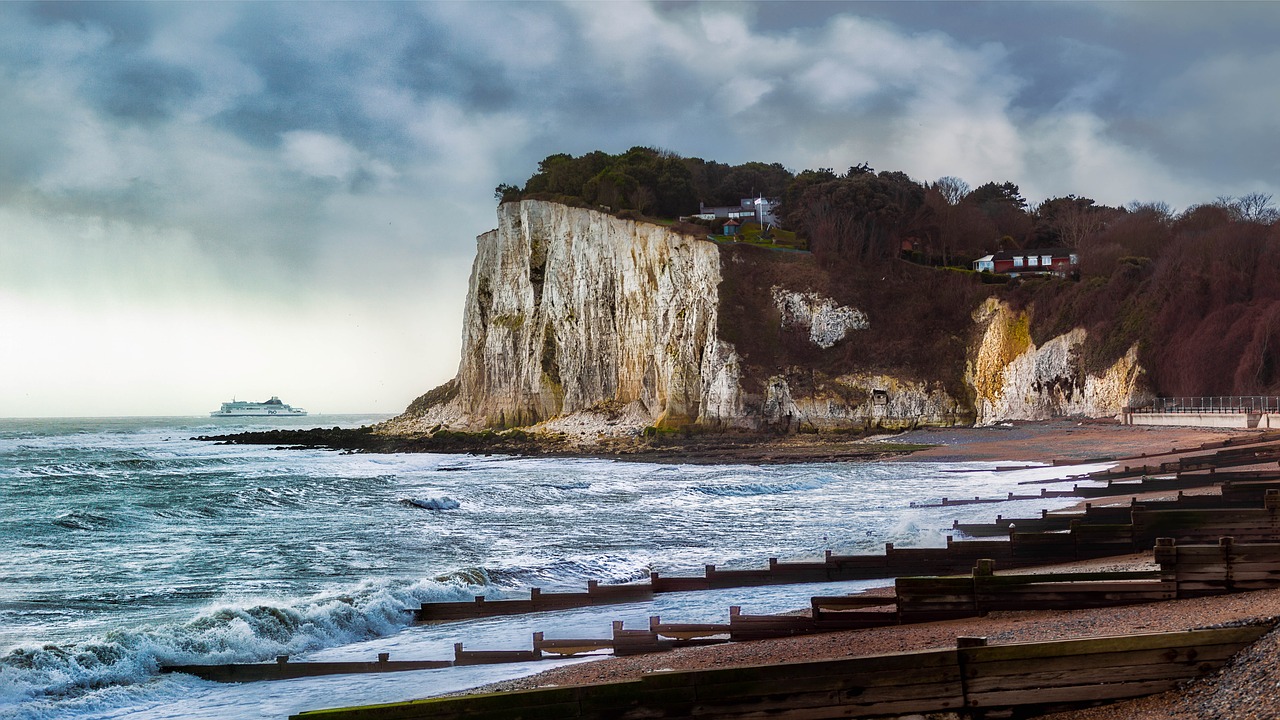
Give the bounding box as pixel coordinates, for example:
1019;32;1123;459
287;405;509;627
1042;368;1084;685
210;396;308;417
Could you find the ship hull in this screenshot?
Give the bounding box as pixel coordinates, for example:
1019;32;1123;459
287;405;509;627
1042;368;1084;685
210;410;308;417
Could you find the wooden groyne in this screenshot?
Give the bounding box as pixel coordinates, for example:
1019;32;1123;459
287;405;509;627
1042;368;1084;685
288;623;1273;720
162;653;451;682
413;482;1280;625
409;539;1280;664
413;580;652;622
173;536;1280;683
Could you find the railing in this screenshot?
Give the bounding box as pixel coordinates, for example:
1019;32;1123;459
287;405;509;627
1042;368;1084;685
1132;396;1280;414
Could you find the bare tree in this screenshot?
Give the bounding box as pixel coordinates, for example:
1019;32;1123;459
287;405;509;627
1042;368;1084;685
1238;192;1279;223
1214;193;1279;223
1126;200;1173;222
933;176;970;206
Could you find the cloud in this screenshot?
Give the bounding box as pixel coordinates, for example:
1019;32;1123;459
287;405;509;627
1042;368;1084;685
2;0;1279;416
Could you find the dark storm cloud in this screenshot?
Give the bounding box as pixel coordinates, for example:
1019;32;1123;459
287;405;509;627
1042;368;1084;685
27;0;159;44
5;0;1280;417
4;0;1280;273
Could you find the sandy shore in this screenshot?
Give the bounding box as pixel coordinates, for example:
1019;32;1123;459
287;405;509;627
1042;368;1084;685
887;419;1250;464
454;421;1278;717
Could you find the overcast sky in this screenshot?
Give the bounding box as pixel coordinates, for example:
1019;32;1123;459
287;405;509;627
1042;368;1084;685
2;1;1278;417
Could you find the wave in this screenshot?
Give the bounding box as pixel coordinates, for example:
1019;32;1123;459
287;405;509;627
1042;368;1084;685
50;511;118;531
486;554;652;589
690;477;830;497
539;481;591;491
0;575;486;712
401;496;460;511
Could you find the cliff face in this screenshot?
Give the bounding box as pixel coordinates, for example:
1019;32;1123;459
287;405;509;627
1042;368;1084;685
968;299;1150;425
389;201;1148;435
395;200;734;431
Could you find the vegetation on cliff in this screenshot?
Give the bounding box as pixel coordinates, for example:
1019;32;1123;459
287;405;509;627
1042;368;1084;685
496;149;1280;402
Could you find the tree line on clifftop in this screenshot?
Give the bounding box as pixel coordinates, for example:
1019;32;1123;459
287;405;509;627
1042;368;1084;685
496;146;1280;401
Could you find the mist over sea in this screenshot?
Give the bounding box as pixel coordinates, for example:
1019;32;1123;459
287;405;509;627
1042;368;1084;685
0;416;1103;719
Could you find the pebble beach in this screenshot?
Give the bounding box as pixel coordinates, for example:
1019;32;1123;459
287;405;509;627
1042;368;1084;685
461;421;1280;718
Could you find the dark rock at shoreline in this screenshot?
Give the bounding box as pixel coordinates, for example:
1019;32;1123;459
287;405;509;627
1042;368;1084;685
193;426;920;465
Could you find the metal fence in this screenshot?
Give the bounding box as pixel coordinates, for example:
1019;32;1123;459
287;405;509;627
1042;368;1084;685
1133;397;1280;414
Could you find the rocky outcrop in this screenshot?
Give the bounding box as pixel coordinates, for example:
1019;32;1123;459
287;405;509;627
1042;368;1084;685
387;201;1151;437
759;372;967;432
771;288;869;349
386;200;735;433
968;298;1151;425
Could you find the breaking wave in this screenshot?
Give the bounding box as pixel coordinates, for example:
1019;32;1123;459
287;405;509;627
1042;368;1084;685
691;477;831;497
0;575;484;712
401;496;461;511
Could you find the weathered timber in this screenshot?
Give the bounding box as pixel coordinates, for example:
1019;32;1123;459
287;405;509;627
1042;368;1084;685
289;625;1272;720
611;621;674;656
1133;507;1280;544
531;632;613;657
1158;537;1280;596
648;616;731;640
414;580;652;622
959;625;1272;714
810;594;895;611
163;654;452;683
726;605;818;640
452;643;542;666
1073;474;1221;498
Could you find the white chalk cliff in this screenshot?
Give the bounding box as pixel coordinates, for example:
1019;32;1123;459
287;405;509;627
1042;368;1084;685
389;200;735;432
387;201;1149;435
967;298;1150;425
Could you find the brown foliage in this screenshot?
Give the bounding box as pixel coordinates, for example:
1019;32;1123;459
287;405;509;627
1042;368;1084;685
716;244;992;403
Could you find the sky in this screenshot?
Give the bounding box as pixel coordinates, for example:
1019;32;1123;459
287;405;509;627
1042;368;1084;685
2;1;1278;417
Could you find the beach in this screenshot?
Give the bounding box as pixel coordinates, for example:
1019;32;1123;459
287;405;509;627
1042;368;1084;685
454;420;1278;718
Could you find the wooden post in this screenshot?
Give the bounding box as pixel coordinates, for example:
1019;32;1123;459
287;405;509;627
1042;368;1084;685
729;606;741;617
276;655;289;665
956;636;987;648
475;595;485;603
649;616;660;630
377;652;389;665
587;580;599;592
1266;489;1280;510
974;559;995;577
1154;537;1176;569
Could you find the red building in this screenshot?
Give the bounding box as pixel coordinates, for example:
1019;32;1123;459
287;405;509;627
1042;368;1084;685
972;248;1079;277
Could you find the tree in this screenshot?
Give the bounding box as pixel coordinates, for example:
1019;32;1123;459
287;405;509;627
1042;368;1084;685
1034;195;1119;248
965;181;1026;214
782;167;926;264
1215;193;1280;224
933;176;970;206
964;181;1032;244
1126;201;1173;223
494;183;521;203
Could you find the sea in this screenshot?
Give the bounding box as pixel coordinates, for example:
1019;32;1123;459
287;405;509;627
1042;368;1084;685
0;416;1108;720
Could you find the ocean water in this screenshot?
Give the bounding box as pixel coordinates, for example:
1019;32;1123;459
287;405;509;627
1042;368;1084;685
0;416;1106;720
